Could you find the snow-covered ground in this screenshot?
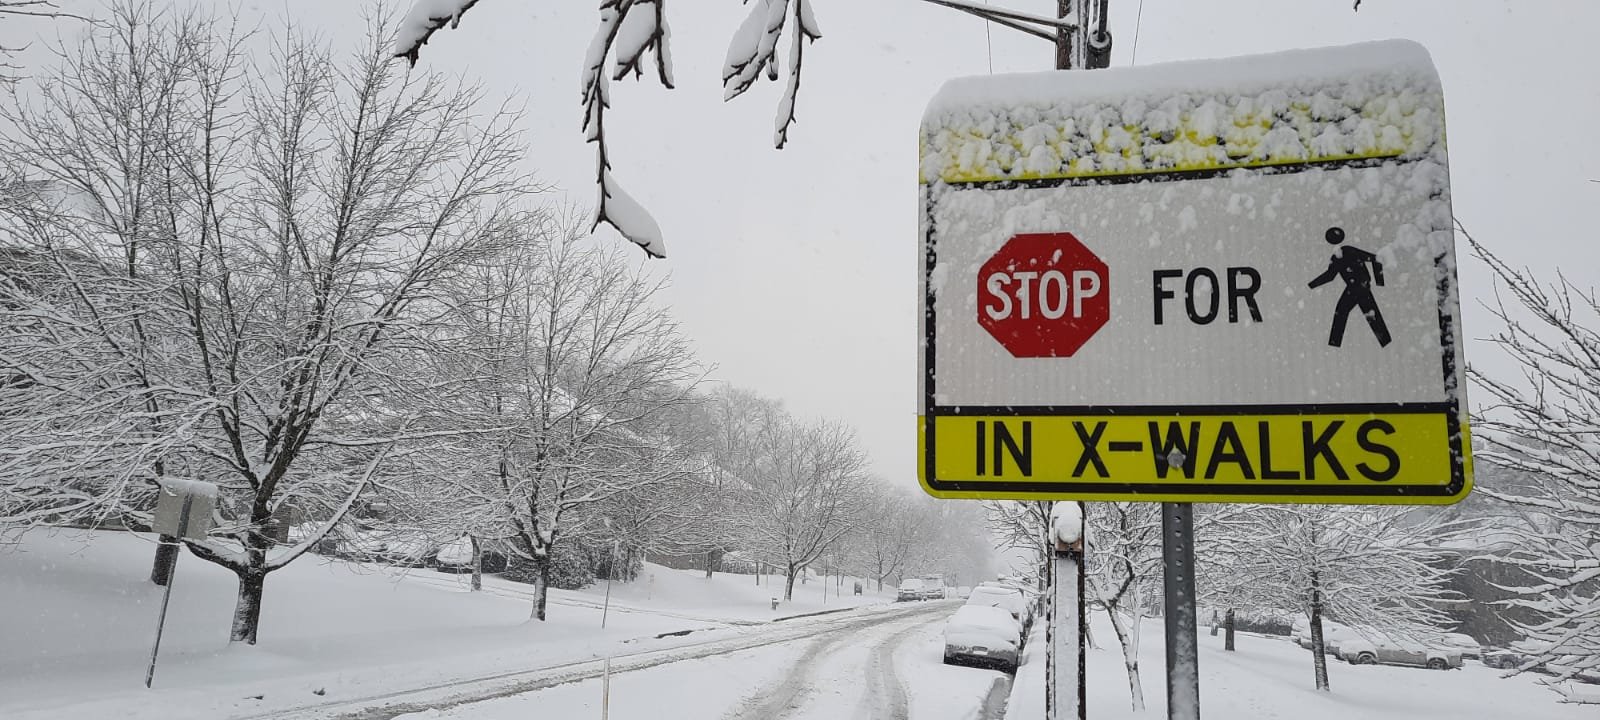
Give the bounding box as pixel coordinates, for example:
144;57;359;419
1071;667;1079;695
394;607;1008;720
1008;614;1597;719
0;529;890;720
11;529;1590;719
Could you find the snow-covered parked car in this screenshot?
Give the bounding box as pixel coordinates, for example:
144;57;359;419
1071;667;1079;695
432;535;510;574
943;604;1022;671
1436;632;1481;660
376;530;439;567
1482;645;1533;670
1291;616;1361;656
966;583;1032;631
1482;640;1600;683
1338;636;1462;670
897;578;926;602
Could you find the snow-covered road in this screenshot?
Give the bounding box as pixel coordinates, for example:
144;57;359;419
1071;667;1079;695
381;600;1011;720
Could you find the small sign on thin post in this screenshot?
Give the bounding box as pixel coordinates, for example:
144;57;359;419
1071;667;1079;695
145;478;219;688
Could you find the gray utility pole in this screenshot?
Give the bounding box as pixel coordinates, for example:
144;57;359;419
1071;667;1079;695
910;4;1110;719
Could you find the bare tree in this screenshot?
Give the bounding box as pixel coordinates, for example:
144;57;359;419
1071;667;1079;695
1464;222;1600;688
0;6;534;643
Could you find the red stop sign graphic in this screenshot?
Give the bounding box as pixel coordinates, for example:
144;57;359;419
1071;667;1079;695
978;232;1109;358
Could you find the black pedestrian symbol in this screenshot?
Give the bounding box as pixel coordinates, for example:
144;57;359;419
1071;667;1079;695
1308;226;1391;348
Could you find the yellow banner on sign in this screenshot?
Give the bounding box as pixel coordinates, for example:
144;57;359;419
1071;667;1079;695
918;413;1471;504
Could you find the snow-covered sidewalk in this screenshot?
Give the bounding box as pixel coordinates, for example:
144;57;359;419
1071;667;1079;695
1005;613;1595;719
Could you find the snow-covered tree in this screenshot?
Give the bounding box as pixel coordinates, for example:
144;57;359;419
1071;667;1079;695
425;216;700;620
684;386;776;578
1463;224;1600;688
899;498;995;588
0;6;534;643
706;392;870;601
1202;504;1469;692
986;500;1053;592
855;483;925;592
0;3;218;535
1086;501;1162;712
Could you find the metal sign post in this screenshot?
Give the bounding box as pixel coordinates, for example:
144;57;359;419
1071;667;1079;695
1161;502;1200;719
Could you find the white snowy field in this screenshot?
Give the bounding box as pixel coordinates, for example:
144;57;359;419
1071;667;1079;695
0;529;890;720
1008;615;1596;720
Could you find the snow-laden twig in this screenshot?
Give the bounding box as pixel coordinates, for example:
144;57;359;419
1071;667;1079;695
393;0;832;258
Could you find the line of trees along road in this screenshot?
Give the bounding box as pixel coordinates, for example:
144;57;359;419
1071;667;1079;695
0;2;993;646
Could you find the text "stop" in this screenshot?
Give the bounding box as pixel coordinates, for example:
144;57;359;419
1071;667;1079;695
984;269;1103;321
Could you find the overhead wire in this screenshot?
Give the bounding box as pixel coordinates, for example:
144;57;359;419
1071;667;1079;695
983;1;994;73
1130;0;1147;65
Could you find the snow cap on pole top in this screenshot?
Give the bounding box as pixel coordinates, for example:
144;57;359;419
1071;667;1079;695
157;477;220;500
1050;502;1083;547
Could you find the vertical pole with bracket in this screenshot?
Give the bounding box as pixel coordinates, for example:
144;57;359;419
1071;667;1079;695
1045;3;1103;719
1048;503;1087;720
1162;502;1201;719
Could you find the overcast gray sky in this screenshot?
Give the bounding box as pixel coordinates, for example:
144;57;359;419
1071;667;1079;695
7;1;1598;486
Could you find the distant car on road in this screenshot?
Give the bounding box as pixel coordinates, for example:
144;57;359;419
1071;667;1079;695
919;575;948;600
897;578;926;602
1338;637;1462;670
943;604;1022;671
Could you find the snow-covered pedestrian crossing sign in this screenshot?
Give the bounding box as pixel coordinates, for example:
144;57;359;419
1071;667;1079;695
916;40;1472;505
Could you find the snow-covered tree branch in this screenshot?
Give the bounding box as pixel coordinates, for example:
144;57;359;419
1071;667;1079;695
1462;220;1600;686
393;0;822;259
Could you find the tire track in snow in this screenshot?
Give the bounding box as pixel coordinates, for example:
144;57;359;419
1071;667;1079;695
718;630;862;720
976;676;1012;720
857;615;943;720
242;602;946;720
720;609;944;720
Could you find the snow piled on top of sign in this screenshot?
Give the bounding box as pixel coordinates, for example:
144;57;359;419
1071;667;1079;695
920;40;1446;184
